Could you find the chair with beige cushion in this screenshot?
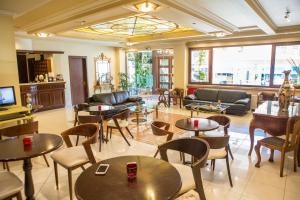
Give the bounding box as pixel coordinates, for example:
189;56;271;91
106;109;133;146
0;171;23;200
206;115;234;160
201;135;233;187
159;137;209;200
0;121;50;171
151;121;174;157
51;123;99;200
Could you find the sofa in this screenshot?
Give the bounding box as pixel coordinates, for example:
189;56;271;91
87;91;144;119
183;88;251;115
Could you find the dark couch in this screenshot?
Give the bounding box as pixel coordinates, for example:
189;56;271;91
87;91;144;119
183;88;251;115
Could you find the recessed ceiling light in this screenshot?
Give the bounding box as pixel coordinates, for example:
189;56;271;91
135;1;158;13
192;22;196;25
80;20;86;25
215;32;226;37
35;32;50;38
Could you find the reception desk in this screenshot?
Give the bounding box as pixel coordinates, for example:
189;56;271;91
20;82;65;111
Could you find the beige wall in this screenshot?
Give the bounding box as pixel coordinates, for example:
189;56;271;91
16;36;117;108
173;44;188;90
0;14;21;106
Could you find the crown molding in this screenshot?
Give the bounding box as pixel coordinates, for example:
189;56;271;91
0;10;15;16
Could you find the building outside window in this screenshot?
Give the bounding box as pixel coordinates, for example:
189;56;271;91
212;45;272;86
273;44;300;85
190;49;209;83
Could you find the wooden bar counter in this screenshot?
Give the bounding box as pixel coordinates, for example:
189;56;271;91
20;82;65;111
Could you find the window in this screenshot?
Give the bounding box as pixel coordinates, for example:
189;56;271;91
190;49;210;83
273;45;300;85
212;45;272;86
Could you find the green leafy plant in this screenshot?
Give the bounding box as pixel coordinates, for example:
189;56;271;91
119;72;131;90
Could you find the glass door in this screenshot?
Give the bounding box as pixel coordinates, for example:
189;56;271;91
157;56;173;89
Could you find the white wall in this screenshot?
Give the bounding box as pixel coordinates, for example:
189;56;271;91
16;36;117;108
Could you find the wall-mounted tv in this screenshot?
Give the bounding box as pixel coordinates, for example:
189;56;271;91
0;86;16;108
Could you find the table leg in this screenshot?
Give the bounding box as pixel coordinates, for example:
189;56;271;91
195;130;200;137
168;92;171;107
23;158;35;200
248;121;255;156
136;113;139;126
298;143;300;167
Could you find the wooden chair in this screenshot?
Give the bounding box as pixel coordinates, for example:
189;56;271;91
200;135;233;187
170;88;184;108
0;121;50;171
151;121;174;157
257;91;277;107
206;115;234;160
73;103;89;127
157;88;169;107
0;171;23;200
159;137;210;200
255;116;300;177
76;115;103;150
51;123;99;200
106;109;134;146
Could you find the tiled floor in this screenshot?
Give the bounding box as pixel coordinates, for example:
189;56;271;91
1;106;300;200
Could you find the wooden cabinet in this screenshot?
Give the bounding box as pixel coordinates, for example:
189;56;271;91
20;82;65;111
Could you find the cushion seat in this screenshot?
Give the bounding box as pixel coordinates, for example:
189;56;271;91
172;163;195;195
107;119;129;128
51;146;93;168
0;172;23;199
207;148;227;160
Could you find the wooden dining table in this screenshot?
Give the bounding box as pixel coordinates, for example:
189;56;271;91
0;134;63;200
75;155;182;200
248;101;300;166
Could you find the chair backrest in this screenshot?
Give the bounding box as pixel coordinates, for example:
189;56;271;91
206;115;230;134
172;88;184;97
78;115;102;125
285;116;300;148
61;123;99;164
112;109;130;121
151;121;173;141
159;137;209;168
259;92;277;101
73;103;89;126
0;121;38;137
199;135;230;150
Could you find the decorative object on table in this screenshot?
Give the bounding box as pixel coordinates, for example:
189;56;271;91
278;70;295;111
56;74;64;81
38;74;44;82
127;162;137;181
288;58;300;85
26;93;32;110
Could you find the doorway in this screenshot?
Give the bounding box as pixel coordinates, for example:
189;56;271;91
157;56;173;89
68;56;88;105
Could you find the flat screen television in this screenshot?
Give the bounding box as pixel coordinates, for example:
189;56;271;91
0;86;16;110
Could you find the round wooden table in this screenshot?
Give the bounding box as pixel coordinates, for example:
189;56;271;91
0;134;63;200
175;118;219;136
75;156;182;200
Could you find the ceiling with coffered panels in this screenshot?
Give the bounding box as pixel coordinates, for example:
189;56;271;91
1;0;300;46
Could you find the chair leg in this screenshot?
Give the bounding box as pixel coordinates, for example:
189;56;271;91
255;143;261;168
42;155;50;167
226;156;233;187
110;128;113;139
294;148;297;172
125;127;134;138
280;152;286;177
16;191;22;200
154;149;159;158
53;161;59;190
98;129;102;152
2;162;5;169
68;169;73;200
75;135;80;146
195;171;206;200
118;128;131;146
6;162;10;171
212;160;216;171
269;149;274;162
106;127;109;142
228;145;234;160
81;165;85;171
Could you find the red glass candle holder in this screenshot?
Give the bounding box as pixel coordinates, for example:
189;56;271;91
23;136;32;145
194;119;199;128
127;162;137;182
98;105;102;111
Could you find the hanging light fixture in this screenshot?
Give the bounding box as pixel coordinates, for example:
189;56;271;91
135;1;159;13
284;9;291;23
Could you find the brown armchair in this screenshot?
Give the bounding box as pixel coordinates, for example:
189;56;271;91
170;88;185;108
151;121;174;157
257;91;277;107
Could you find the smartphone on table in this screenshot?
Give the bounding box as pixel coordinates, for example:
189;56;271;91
95;164;109;175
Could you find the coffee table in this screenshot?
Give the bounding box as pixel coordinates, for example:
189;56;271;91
186;102;229;117
0;134;63;200
129;105;155;126
75;156;181;200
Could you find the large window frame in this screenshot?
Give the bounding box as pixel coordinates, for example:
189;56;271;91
188;41;300;88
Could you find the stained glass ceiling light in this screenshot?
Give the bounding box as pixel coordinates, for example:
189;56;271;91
75;14;191;38
134;1;159;13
